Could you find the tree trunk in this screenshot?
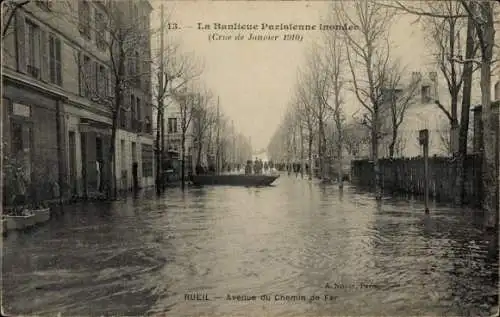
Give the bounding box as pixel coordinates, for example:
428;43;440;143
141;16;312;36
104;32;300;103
308;129;313;181
372;109;382;200
478;4;497;229
155;108;162;194
108;106;118;200
181;134;186;190
450;98;460;155
318;118;325;180
196;138;203;171
337;135;343;189
335;117;343;188
300;125;304;179
455;15;474;206
388;125;397;159
160;111;165;190
481;80;497;226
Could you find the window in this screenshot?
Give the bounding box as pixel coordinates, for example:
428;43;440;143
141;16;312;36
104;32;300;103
25;20;41;78
133;4;139;21
135;51;140;74
48;34;62;86
128;55;135;78
168;117;177;133
11;122;23;154
10;121;33;178
120;107;126;128
78;1;91;39
95;10;106;50
120;140;126;171
141;144;153;177
142;60;150;89
35;0;52;10
495;81;500;101
96;64;108;97
421;85;431;103
134;51;141;86
79;54;92;97
136;97;141;121
130;94;136;127
145;116;151;133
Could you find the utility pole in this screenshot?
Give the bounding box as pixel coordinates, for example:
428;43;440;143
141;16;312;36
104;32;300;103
419;129;430;214
155;3;165;193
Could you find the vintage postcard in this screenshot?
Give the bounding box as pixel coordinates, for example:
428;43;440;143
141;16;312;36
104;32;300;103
1;0;499;316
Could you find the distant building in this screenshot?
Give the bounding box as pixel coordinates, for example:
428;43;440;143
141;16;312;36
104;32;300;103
377;71;481;158
162;93;195;172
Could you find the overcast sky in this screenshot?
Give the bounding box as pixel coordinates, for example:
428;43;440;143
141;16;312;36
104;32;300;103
152;1;433;151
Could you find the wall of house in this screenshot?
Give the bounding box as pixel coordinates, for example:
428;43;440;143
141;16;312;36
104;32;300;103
115;130;155;191
3;1;154;199
2;82;66;203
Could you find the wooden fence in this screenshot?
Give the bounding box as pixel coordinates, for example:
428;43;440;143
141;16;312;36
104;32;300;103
350;155;483;206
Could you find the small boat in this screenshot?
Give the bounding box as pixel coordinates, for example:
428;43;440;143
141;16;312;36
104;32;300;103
190;174;280;187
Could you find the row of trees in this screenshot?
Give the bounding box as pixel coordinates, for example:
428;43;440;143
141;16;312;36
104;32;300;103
171;88;252;188
268;0;498;225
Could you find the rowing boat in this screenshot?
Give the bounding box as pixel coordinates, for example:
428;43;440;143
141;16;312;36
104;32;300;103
190;174;279;187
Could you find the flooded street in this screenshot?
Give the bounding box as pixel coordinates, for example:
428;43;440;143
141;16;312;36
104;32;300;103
3;174;498;316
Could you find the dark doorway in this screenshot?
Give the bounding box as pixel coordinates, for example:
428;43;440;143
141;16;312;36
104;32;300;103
96;137;104;192
80;133;87;198
68;131;77;195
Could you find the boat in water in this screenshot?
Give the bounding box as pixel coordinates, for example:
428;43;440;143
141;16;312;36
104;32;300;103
190;174;280;187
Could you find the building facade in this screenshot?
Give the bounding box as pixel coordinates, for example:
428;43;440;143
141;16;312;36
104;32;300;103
162;94;195;174
377;71;482;158
2;0;154;203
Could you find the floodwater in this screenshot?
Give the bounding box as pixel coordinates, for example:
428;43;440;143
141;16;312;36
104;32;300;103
3;174;498;316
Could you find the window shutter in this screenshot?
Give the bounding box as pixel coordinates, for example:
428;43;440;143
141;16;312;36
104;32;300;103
16;11;27;73
77;51;83;96
94;62;99;96
107;68;112;98
40;30;49;82
55;38;62;86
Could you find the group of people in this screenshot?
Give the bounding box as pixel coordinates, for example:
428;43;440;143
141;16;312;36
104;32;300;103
244;158;273;175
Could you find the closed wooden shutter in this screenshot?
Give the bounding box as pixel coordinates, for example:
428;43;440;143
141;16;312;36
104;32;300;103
77;51;83;96
94;61;99;96
40;30;49;82
16;10;26;73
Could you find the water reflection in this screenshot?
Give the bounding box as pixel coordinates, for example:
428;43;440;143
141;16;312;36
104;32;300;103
2;174;498;316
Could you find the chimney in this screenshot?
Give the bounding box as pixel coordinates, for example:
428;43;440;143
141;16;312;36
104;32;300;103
412;71;421;83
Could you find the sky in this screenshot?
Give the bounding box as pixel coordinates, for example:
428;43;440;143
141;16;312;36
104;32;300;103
152;1;433;151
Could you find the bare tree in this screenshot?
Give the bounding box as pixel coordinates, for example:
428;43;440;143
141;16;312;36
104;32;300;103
382;1;483;207
151;5;202;193
1;0;30;39
406;1;470;153
382;61;422;158
191;90;215;171
461;0;498;227
64;1;155;199
336;1;395;199
303;47;331;180
343;121;370;158
323;30;346;186
438;120;474;154
295;81;317;180
174;90;196;189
